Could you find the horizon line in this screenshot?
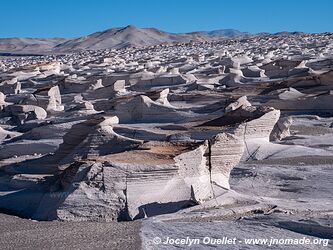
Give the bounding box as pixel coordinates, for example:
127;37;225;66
0;25;330;40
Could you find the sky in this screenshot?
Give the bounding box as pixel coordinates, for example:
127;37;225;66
0;0;332;38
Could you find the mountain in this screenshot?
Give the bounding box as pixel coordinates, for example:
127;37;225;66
204;29;251;38
0;38;68;54
53;25;211;52
0;25;249;54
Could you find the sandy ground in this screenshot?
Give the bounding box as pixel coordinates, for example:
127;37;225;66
0;213;141;250
141;214;332;249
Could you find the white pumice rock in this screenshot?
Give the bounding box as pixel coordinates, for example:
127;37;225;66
225;96;252;113
270;116;293;141
0;130;244;221
35;85;64;112
0;91;8;110
0;32;332;223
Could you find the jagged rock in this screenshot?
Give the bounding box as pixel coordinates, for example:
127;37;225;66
88;79;104;90
234;107;281;141
270;117;293;141
0;60;5;71
219;68;248;86
36;61;61;72
169;68;180;74
111;80;126;92
34;85;64;112
225;96;252;113
219;56;251;69
208;133;245;189
71;100;96;113
154;88;172;106
59;77;89;93
196;83;215;91
261;59;306;78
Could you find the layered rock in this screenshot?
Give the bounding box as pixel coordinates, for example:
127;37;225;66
113;95;193;123
84;79;126;100
49;116;143;166
0;129;244;221
131;74;188;91
200;106;280;140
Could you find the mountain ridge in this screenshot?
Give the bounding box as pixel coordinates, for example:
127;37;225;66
0;25;252;54
0;25;309;54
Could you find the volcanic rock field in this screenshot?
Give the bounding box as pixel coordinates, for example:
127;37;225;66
0;30;332;249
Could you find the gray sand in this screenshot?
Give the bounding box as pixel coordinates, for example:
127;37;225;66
0;213;141;250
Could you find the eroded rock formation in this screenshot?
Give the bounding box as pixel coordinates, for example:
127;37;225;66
0;31;332;222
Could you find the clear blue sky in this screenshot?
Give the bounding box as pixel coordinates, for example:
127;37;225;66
1;0;332;38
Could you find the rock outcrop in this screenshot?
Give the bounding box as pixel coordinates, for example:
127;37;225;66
4;104;47;125
34;85;64;112
0;129;244;221
113;95;193;123
270;116;293;141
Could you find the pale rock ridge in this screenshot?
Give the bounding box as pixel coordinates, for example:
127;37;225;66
131;74;188;91
208;133;245;189
113;95;192;123
277;87;306;100
154;88;172;106
84;79;126;100
50;116;143;165
236;107;281;141
200;105;280;141
225;96;252;113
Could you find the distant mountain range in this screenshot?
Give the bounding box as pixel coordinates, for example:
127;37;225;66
0;25;294;54
202;29;251;38
52;25;213;52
